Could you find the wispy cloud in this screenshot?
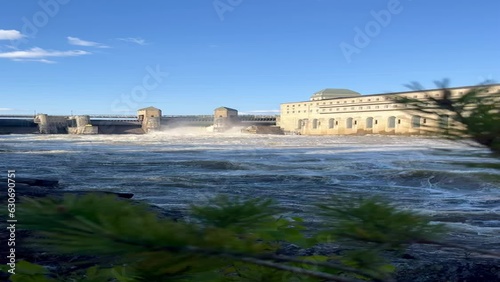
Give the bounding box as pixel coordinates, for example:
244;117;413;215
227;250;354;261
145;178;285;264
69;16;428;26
13;58;57;64
67;36;109;48
0;29;25;40
0;108;14;111
0;47;90;62
117;37;148;46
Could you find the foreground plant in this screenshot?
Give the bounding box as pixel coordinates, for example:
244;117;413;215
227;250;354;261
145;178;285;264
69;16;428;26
396;79;500;154
0;193;453;282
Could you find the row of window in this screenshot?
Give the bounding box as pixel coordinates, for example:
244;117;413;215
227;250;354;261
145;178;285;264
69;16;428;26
286;104;411;114
286;92;453;108
298;116;449;130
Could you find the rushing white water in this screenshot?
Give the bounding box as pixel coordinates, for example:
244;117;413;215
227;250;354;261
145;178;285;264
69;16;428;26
1;132;500;246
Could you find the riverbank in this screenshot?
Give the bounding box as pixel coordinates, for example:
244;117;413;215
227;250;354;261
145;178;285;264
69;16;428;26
1;180;498;281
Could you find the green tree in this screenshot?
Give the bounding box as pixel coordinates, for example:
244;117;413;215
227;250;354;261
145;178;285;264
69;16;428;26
396;79;500;154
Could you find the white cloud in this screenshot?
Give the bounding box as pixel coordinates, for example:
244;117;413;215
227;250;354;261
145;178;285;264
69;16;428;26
0;47;90;62
13;58;57;64
0;108;14;111
117;37;148;45
0;29;25;40
67;36;109;48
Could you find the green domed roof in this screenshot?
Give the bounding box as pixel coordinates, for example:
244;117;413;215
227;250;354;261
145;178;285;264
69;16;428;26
310;88;361;100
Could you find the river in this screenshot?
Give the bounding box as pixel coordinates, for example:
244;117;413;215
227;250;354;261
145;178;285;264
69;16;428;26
1;131;499;248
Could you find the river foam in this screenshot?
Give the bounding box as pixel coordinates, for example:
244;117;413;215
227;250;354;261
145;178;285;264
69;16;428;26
1;133;499;243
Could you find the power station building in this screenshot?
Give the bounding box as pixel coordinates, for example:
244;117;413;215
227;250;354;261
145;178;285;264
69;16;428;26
278;84;500;135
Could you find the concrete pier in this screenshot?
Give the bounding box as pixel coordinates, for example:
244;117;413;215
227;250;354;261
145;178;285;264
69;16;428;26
137;107;162;133
34;114;51;134
67;115;98;134
213;107;238;132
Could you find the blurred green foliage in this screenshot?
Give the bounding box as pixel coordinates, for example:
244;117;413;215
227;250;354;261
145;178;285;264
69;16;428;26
396;79;500;155
1;193;444;282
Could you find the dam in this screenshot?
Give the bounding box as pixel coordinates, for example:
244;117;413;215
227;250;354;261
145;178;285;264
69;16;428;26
0;106;279;135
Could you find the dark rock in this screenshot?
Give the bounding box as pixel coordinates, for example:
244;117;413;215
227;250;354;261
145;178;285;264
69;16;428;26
0;181;134;200
0;178;59;188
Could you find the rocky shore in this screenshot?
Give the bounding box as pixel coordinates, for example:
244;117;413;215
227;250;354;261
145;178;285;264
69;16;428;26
1;179;499;281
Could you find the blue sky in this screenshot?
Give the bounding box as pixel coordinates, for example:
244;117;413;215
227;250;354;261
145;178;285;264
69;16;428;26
0;0;499;115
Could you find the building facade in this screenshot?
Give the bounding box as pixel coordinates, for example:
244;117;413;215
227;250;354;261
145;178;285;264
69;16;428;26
137;106;162;132
213;107;238;131
278;85;500;135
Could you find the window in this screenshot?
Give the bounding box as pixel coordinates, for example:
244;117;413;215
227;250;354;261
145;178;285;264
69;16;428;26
411;115;421;128
388;116;396;128
359;107;363;110
346;118;353;129
439;115;449;128
297;119;302;129
312;119;318;129
366;117;374;129
328;118;335;129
